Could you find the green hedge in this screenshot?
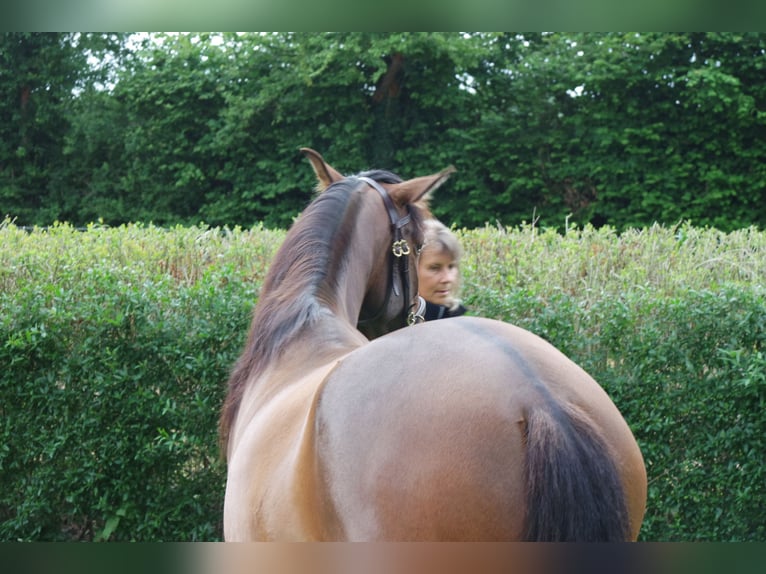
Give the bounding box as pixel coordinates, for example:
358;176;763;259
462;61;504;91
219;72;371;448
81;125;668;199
1;220;764;541
0;222;275;541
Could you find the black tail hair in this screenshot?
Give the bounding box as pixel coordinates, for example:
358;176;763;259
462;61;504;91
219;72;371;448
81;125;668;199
522;403;631;541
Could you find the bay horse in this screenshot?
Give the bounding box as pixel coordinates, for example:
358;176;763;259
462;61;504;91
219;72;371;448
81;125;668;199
219;149;647;541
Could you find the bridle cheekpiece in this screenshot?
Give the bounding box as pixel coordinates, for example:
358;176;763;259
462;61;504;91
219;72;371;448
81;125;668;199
357;176;425;328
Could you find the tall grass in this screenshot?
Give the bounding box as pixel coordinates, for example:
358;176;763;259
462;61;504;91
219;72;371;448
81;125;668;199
5;218;764;301
0;219;282;294
459;221;766;308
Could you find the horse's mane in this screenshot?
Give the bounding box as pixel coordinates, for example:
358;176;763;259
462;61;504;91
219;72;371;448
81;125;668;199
219;170;404;454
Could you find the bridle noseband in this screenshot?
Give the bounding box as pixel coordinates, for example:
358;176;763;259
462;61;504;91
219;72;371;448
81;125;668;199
357;176;426;329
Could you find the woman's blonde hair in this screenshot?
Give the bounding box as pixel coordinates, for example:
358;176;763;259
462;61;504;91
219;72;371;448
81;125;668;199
419;219;463;310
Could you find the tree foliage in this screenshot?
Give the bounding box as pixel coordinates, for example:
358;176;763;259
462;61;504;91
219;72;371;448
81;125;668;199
0;33;128;224
2;32;765;231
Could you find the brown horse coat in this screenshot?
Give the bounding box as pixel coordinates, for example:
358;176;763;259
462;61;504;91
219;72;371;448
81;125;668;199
221;150;647;541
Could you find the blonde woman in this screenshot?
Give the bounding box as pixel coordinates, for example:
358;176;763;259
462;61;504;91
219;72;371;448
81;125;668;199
416;219;467;321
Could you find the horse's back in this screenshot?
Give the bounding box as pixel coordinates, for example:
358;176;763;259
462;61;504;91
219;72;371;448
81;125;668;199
313;317;646;540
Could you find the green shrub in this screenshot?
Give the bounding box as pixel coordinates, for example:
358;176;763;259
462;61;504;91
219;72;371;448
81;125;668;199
1;220;764;540
578;290;765;541
0;221;277;541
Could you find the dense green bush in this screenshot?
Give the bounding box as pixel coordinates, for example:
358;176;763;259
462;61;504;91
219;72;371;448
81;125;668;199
0;222;276;541
480;288;766;541
1;220;764;540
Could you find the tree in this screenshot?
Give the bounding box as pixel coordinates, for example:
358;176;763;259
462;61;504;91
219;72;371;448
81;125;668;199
4;33;766;231
0;33;128;225
496;32;766;231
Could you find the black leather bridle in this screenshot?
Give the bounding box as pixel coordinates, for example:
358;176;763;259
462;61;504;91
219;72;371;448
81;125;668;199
356;176;426;330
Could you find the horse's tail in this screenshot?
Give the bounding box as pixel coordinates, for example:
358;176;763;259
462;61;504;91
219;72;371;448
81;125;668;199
521;403;631;541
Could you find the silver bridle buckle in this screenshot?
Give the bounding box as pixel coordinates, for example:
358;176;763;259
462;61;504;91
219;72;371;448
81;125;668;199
407;296;427;326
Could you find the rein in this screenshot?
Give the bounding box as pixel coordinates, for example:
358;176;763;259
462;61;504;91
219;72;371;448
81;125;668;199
357;176;425;329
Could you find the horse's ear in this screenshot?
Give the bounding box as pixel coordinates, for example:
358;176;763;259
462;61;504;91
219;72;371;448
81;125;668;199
390;166;456;207
300;147;344;191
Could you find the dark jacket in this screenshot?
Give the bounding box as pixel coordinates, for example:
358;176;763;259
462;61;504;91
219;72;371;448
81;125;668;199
423;300;467;321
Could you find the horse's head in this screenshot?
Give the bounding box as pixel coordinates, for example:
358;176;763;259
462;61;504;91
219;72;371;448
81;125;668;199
301;147;454;339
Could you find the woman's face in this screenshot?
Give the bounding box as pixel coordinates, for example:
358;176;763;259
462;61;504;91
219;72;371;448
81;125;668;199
417;247;459;306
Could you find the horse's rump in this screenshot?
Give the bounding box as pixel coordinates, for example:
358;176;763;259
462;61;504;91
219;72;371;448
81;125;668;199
310;317;645;541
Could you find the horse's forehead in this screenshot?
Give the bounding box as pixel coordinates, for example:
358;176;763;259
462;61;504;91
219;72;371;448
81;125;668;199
362;182;424;251
355;186;389;230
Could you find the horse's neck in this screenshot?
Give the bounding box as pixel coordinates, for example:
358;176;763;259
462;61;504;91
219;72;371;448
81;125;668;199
245;232;373;399
245;315;366;410
292;314;367;366
275;309;366;375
